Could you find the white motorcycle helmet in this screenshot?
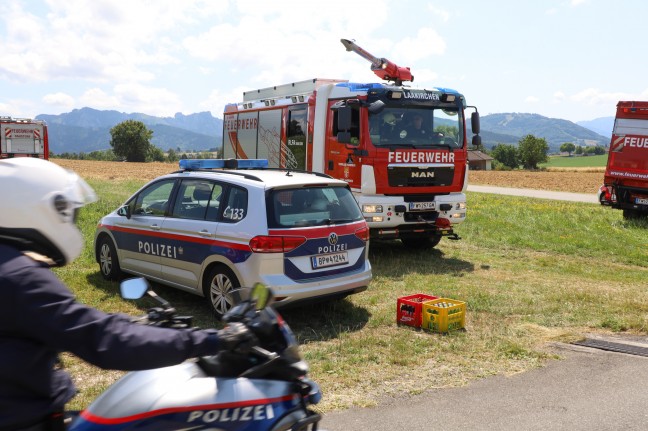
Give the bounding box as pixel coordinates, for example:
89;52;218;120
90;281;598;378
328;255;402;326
0;158;97;266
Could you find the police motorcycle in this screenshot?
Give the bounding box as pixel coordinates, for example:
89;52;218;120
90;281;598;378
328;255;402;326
67;278;323;430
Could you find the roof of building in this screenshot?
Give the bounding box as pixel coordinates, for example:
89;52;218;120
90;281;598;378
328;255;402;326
467;150;494;162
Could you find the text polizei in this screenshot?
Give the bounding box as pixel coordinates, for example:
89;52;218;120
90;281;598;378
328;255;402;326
318;243;348;254
138;241;178;258
187;404;275;423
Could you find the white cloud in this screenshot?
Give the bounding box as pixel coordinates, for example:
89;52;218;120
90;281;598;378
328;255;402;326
201;86;249;116
553;91;567;102
427;5;451;22
42;92;75;110
0;98;41;119
409;68;440;87
111;83;183;116
78;88;120;111
395;28;446;63
525;96;540;103
570;88;630;106
0;0;219;84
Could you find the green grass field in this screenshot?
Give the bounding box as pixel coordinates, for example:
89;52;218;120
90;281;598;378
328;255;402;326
541;154;608;168
60;178;648;412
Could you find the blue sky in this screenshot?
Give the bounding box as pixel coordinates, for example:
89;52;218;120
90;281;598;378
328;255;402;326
1;0;646;123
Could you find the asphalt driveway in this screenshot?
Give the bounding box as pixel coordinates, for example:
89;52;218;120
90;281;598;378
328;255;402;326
321;336;648;430
467;185;598;204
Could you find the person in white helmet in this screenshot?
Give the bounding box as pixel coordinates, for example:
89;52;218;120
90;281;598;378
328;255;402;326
381;112;400;140
0;158;254;431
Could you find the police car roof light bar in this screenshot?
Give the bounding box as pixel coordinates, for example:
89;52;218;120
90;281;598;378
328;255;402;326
179;158;269;170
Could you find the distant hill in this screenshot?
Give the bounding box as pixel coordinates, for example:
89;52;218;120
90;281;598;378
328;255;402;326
37;107;610;155
576;116;614;138
36;107;222;154
475;113;609;152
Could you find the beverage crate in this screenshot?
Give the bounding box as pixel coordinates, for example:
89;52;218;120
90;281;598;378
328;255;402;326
396;294;438;328
421;298;466;333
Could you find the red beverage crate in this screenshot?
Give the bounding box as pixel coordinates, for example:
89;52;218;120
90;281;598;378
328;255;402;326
396;294;439;328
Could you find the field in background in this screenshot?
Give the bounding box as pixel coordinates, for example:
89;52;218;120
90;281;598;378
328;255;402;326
55;160;648;413
540;154;608;168
55;159;606;194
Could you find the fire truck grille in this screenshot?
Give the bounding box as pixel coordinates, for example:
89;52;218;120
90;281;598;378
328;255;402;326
387;166;454;187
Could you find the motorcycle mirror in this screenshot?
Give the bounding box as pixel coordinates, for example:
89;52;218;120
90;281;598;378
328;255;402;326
120;277;149;300
251;283;272;310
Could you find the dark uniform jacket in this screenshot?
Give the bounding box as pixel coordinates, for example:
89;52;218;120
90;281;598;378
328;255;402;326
0;244;220;429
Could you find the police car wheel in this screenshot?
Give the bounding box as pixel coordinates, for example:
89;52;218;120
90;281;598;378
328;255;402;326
204;265;240;318
98;236;122;280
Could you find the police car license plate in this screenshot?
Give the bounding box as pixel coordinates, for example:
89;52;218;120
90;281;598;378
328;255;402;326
636;198;648;205
409;201;435;211
311;252;349;269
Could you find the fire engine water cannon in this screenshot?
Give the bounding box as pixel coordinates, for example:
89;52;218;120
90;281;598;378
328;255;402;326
340;38;413;85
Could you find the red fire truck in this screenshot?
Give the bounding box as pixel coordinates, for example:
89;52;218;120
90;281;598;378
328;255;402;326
0;116;49;160
599;101;648;219
223;39;481;248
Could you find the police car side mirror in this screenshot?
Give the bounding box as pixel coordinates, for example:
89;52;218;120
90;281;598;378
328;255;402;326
117;205;131;219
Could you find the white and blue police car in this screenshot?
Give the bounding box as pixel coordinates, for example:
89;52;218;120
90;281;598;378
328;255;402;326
94;159;372;317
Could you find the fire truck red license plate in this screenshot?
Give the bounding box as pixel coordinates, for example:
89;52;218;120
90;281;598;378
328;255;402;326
409;201;435;211
636;198;648;205
311;252;349;269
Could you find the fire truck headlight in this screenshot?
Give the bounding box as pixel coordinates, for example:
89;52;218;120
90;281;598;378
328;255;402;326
365;216;384;223
457;202;466;210
362;204;383;213
450;213;464;219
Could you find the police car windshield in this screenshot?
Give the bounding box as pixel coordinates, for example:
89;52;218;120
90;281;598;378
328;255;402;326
268;186;363;228
369;107;463;149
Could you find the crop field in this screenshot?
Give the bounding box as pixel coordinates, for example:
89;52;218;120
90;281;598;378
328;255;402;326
54;159;606;194
52;160;647;413
540;154;608;169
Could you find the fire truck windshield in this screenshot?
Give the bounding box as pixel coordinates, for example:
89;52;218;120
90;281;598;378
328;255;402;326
369;107;463;149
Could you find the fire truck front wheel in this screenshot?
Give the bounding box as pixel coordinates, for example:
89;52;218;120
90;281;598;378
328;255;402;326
401;233;442;249
98;236;122;281
623;209;644;219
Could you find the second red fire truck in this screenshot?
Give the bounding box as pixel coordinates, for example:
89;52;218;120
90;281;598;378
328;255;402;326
223;39;481;248
0;116;49;160
599;101;648;219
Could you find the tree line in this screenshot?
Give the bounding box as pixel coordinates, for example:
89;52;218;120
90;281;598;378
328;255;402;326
51;120;606;172
481;134;607;170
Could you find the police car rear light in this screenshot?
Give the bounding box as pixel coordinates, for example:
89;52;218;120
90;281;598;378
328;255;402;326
179;158;269;170
249;235;306;253
355;225;370;242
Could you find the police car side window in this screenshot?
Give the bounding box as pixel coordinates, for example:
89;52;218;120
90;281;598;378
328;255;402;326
205;184;222;221
222;187;247;222
132;179;175;216
171;180;220;220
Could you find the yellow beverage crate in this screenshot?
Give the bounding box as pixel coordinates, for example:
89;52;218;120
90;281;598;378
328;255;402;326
421;298;466;333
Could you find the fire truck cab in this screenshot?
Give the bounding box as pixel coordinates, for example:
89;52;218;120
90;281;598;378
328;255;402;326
223;40;480;249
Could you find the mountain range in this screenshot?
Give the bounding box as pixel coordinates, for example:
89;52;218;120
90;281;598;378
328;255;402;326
35;107;613;155
37;108;223;154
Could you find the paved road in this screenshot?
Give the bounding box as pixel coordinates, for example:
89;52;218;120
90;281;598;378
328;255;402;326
323;188;637;430
467;185;598;204
321;335;648;430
